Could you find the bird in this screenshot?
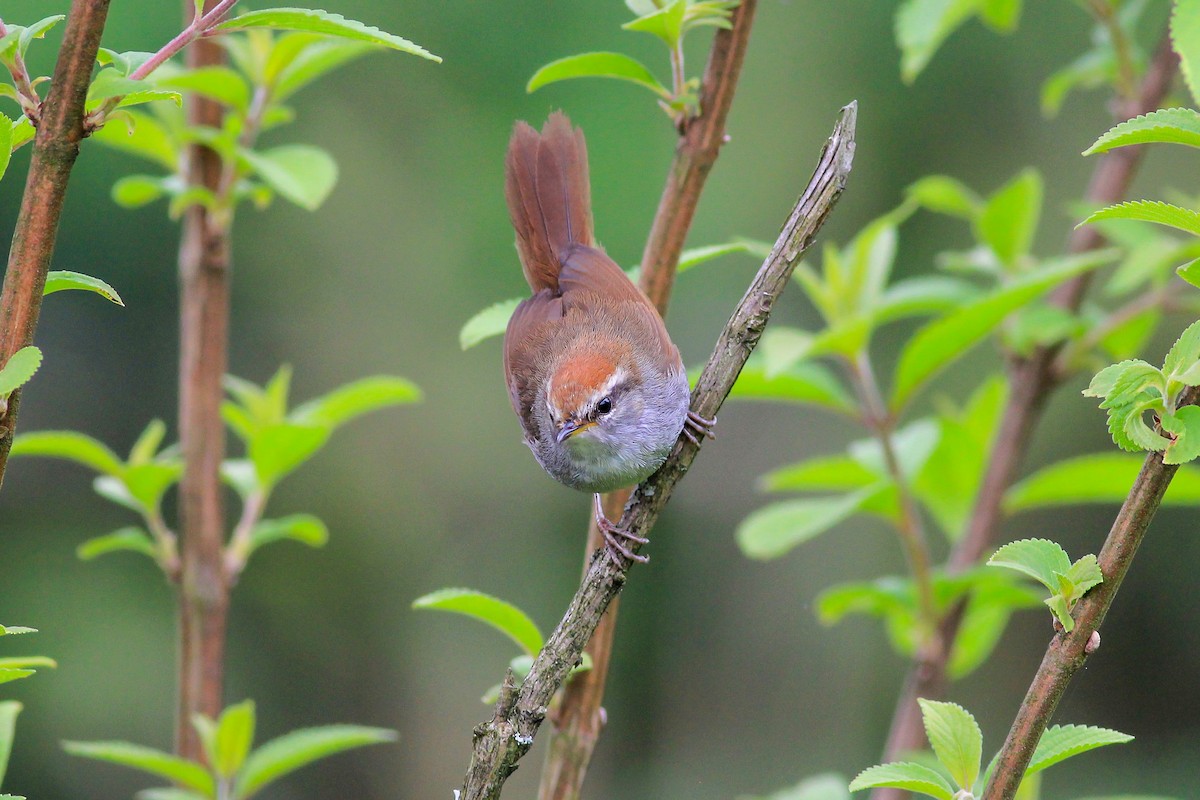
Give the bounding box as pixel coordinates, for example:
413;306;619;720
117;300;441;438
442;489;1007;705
501;112;711;564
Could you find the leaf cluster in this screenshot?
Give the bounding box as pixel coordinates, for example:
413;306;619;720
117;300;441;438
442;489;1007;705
65;699;395;800
987;539;1103;632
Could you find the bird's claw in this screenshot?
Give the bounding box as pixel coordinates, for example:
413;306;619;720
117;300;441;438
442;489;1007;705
682;410;716;446
594;494;649;565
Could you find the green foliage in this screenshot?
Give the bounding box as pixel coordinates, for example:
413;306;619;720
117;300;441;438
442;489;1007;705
894;0;1022;84
1081;200;1200;237
737;489;881;560
1173;0;1200;106
527;52;670;98
66;700;395;800
737;773;850;800
212;8;441;62
722;358;857;416
850;699;1131;797
1084;108;1200;155
1082;321;1200;463
0;112;11;182
987;539;1103;632
42;270;124;305
412;588;544;656
0;347;41;401
0;701;21;792
1004;452;1200;512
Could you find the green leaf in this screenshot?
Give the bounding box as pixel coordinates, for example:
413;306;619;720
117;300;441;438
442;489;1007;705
725;360;857;416
1162;405;1200;464
0;112;12;182
214;9;440;62
270;36;374;101
291;376;420;429
10;116;33;150
92;109;179;170
736;490;876;560
975;168;1042;269
86;69;180;109
1066;555;1103;601
978;0;1021;31
247;514;328;556
214;700;255;778
1042;46;1112;118
1172;0;1200;107
890;249;1115;411
129;419;167;465
918;699;981;790
43;271;124;305
1006;453;1200;511
77;527;158;561
62;741;214;795
622;0;687;47
758;327;814;378
895;0;980;84
527;52;670;98
987;538;1072;593
155;66;251;111
0;346;41;398
849;419;942;483
122;462;184;512
1164;319;1200;381
848;761;954;800
96;48;155;77
111;172;168;208
9;431;124;475
759;455;881;493
17;15;65;59
249;423;330;489
874;276;980;327
233;725;396;800
948;576;1042;678
240;144;337;211
0;669;35;687
1084;108;1200;156
412;588;543;655
0;701;21;788
677;239;770;272
0;627;36;636
1081;200;1200;238
905;174;982;219
1026;724;1132;775
460;298;521;350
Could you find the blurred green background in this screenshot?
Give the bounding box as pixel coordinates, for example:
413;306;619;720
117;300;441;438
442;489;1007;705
1;1;1198;798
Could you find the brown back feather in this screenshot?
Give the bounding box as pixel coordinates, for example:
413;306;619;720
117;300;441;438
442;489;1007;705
504;111;595;293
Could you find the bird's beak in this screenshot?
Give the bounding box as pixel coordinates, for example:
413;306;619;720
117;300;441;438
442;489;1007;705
556;419;594;444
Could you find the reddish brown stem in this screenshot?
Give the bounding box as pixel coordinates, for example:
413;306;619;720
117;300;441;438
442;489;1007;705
982;389;1198;799
537;4;757;798
0;0;113;493
175;0;232;763
874;32;1179;784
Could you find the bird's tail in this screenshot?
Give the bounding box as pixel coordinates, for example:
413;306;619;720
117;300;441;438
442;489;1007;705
504;111;595;294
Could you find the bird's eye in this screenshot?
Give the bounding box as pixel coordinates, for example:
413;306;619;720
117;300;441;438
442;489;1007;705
596;396;613;415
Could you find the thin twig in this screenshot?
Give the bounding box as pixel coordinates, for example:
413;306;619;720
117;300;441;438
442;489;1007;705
874;31;1179;778
461;100;856;800
0;0;114;493
175;0;232;763
982;387;1198;799
538;5;758;797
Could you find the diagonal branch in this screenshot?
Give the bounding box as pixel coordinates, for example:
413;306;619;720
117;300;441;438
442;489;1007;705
540;3;758;797
876;30;1179;776
982;387;1199;800
0;0;114;493
461;100;857;800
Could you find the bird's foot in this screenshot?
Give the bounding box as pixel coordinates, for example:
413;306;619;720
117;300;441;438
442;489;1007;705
681;410;717;446
594;494;649;565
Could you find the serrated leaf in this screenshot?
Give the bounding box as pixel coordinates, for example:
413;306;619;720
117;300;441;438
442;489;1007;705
77;527;158;561
62;741;214;795
1164;319;1200;381
1081;200;1200;237
1005;452;1200;511
527;52;670;98
918;699;981;790
895;0;980;84
1084;108;1200;156
214;9;440;62
736;490;876;560
247;514;328;557
412;588;543;655
1162;405;1200;464
0;627;36;636
0;346;42;397
460;298;520;350
0;701;21;787
44;270;124;305
1066;554;1103;600
233;725;396;799
1173;0;1200;106
240;144;337;211
987;538;1072;592
9;431;124;475
1026;724;1132;775
890;249;1114;411
848;761;954;800
214;700;255;778
975;168;1042;269
290;376;420;429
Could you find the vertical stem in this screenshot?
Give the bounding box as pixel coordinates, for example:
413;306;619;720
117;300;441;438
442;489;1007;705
0;0;113;493
537;4;757;799
176;0;232;761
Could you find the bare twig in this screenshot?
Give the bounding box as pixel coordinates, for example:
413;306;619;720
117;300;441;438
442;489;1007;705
175;0;232;763
982;388;1199;799
461;100;856;800
539;4;758;797
0;0;113;493
875;31;1179;777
